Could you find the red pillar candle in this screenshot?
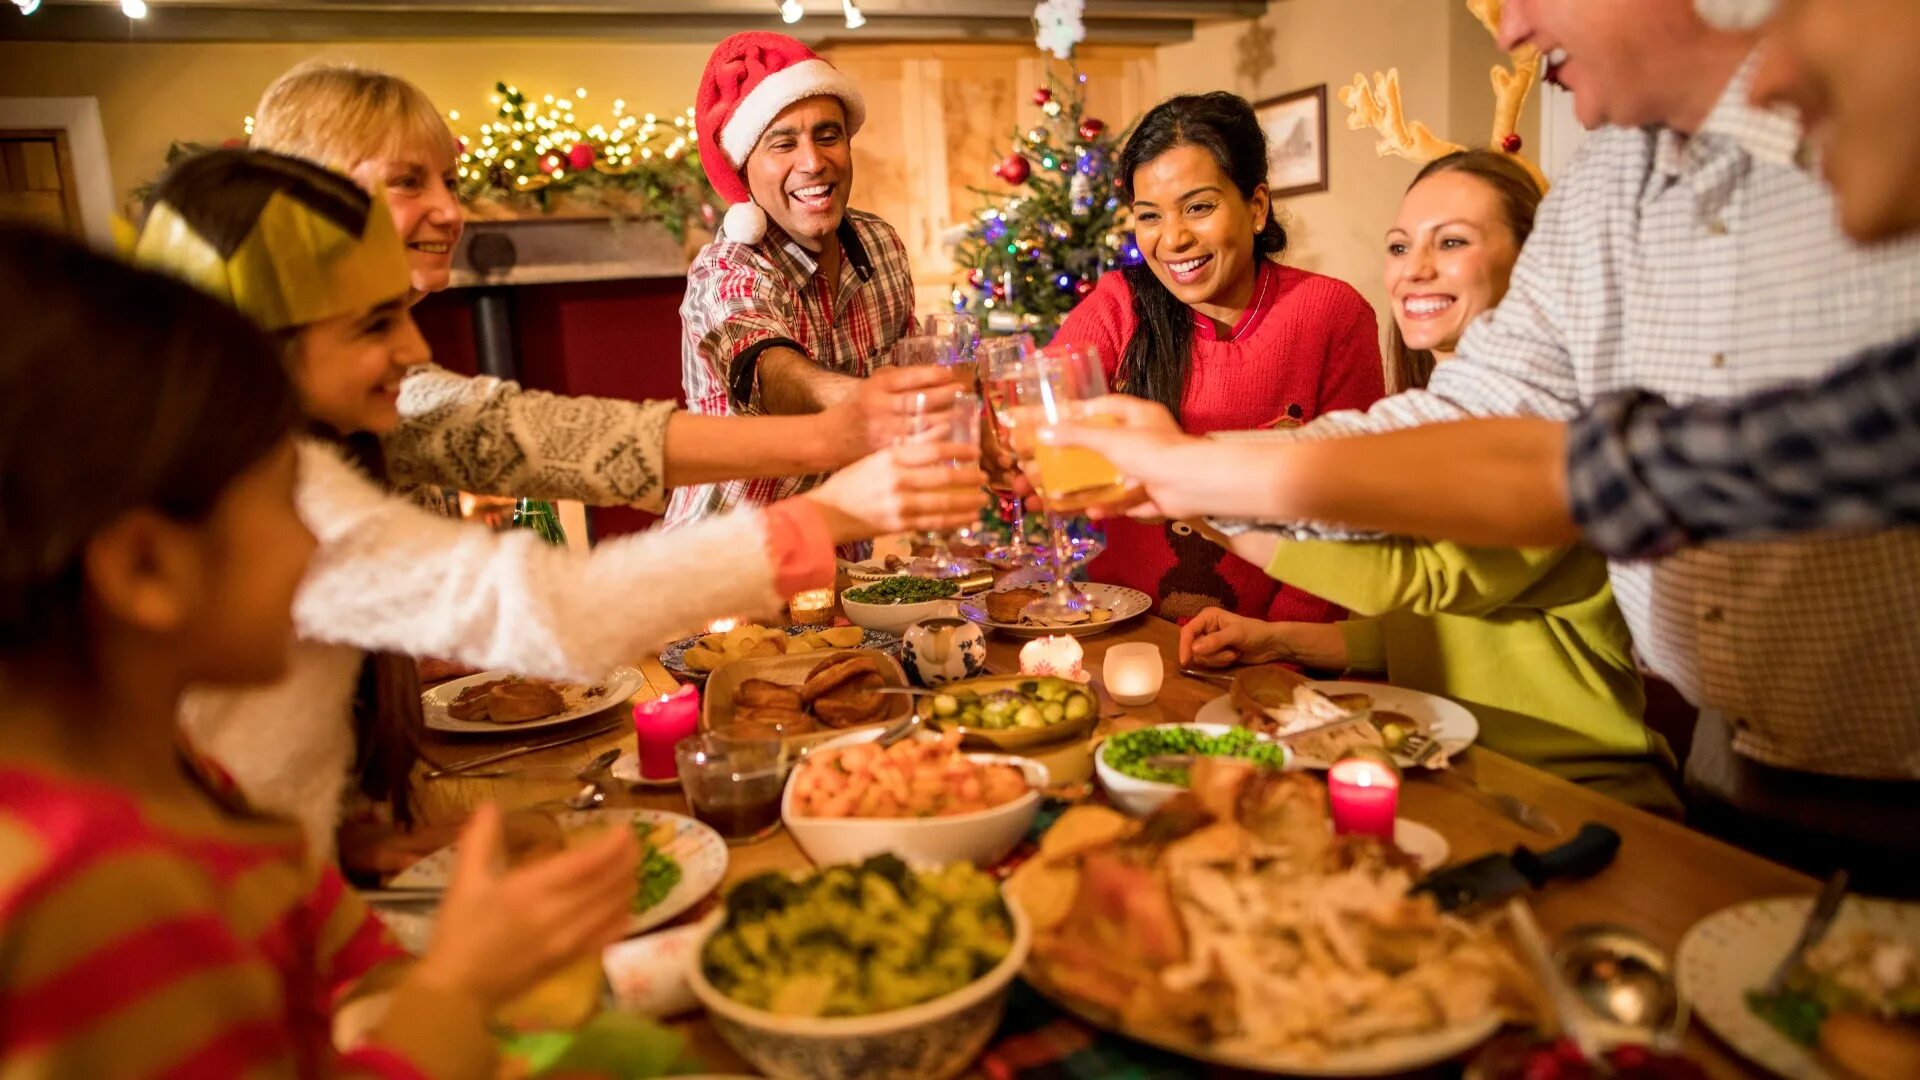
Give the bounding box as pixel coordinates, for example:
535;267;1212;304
634;684;701;780
1327;757;1400;839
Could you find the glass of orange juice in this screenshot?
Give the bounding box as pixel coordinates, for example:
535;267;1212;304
1001;342;1125;624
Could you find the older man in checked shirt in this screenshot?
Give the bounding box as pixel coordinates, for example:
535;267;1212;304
1051;0;1920;887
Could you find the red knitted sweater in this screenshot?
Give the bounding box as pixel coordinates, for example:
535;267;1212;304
1052;260;1386;624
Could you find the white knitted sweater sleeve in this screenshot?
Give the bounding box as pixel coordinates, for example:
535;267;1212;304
292;440;787;680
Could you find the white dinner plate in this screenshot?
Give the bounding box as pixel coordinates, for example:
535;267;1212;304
421;666;643;735
1194;680;1479;769
372;808;728;953
957;582;1152;639
1679;895;1920;1079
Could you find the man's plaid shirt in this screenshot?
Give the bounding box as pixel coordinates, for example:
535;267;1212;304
665;209;917;526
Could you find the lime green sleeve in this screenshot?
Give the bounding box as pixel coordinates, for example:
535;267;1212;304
1264;539;1579;618
1338;618;1387;674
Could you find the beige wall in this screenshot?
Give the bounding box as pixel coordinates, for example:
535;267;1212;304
0;39;719;209
1155;0;1541;337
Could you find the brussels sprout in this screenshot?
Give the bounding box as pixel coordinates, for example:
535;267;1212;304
931;694;959;718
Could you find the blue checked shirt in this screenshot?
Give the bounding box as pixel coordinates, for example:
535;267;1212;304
1569;334;1920;560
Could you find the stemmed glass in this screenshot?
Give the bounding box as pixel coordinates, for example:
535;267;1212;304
920;312;981;390
896;383;984;580
977;333;1041;569
999;342;1130;623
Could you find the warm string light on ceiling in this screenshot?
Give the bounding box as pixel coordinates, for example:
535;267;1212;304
774;1;867;29
9;0;149;16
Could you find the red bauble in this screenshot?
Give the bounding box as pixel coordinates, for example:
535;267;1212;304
1502;132;1524;154
966;267;985;288
220;137;247;149
542;154;563;175
1074;278;1094;298
1079;117;1106;141
568;142;596;171
1032;87;1053;106
995;154;1032;185
990;283;1007;300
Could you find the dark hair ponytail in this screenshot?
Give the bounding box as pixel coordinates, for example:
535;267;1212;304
1116;91;1288;423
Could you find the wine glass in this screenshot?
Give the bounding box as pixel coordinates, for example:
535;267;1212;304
1002;342;1129;623
897;384;984;580
977;333;1041;569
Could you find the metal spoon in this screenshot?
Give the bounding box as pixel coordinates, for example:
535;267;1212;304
1555;923;1687;1051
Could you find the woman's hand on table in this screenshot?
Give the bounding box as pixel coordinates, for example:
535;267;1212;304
1181;608;1350;671
411;802;639;1012
802;440;987;544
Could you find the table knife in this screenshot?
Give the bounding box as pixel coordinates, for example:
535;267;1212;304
423;718;626;779
1764;869;1849;994
1415;822;1621;912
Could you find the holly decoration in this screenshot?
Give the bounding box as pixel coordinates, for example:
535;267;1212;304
994;154;1032;185
952;67;1134;340
1502;132;1524;154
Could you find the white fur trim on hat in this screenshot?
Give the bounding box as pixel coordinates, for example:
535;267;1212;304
1694;0;1779;30
723;200;768;244
718;58;867;168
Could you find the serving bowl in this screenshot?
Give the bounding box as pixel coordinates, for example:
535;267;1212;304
839;592;959;637
781;727;1047;869
685;887;1032;1080
1094;722;1291;817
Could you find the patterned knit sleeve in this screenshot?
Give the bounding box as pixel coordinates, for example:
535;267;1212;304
680;242;804;415
291;440;793;681
384;363;676;511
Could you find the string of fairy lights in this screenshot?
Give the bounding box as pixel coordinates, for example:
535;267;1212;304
455;83;697;194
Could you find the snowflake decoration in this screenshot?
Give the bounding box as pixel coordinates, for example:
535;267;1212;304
1034;0;1086;60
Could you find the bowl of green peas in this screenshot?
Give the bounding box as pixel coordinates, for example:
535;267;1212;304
841;577;962;637
1095;723;1291;817
916;675;1099;752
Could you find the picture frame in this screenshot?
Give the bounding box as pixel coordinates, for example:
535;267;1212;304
1253;84;1329;198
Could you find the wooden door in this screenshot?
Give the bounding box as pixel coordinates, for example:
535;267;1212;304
0;129;83;235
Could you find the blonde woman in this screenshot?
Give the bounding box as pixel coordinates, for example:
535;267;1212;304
249;61;951;515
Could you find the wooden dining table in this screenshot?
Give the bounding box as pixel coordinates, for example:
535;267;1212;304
414;613;1809;1079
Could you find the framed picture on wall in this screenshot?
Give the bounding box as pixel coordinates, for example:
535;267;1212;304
1254;84;1329;198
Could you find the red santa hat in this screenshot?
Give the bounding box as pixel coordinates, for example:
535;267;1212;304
696;32;866;244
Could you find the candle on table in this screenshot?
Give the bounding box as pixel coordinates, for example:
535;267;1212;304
1020;634;1085;680
1327;757;1400;839
788;588;835;626
634;684;701;780
1101;642;1164;706
704;617;739;635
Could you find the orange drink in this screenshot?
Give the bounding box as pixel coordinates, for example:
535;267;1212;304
1032;413;1128;511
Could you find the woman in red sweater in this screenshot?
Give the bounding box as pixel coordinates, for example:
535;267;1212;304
1053;91;1384;623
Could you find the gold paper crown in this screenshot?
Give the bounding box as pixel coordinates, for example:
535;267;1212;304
134;149;412;332
1337;0;1547;190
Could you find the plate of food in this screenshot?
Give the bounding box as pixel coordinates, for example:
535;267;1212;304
701;650;913;752
1192;667;1479;769
658;623;898;684
422;666;644;734
917;674;1099;751
1679;896;1920;1080
376;808;729;951
957;583;1151;639
1008;758;1527;1076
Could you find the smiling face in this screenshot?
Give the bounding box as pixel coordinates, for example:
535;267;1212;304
1129;143;1270;321
743;95;853;252
1751;0;1920;243
1500;0;1730;130
1384;170;1523;361
350;138;463;297
293;296;429;435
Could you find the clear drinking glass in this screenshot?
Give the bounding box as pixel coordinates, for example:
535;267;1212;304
1002;342;1129;622
978;333;1041;569
897;385;984;580
676;727;787;845
920;312;981;390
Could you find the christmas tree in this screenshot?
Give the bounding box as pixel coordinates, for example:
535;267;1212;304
949;70;1141;341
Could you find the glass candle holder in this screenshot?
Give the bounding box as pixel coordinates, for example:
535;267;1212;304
1328;756;1400;840
1102;642;1164;705
788;587;835;626
633;684;700;781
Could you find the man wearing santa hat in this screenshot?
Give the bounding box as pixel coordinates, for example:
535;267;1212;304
667;31;942;527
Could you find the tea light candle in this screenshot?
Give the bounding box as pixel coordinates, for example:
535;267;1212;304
633;684;700;781
788;588;835;626
1020;635;1085;680
1101;642;1164;706
1327;757;1400;839
704;617;739;634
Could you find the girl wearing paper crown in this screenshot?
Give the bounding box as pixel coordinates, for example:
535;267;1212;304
667;32;934;527
138;150;983;866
